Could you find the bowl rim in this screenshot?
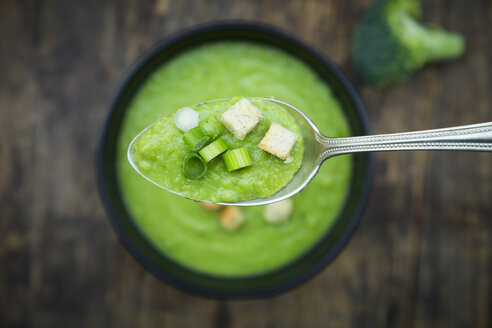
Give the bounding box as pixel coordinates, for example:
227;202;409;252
96;21;373;299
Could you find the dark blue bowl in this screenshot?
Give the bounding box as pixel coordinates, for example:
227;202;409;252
97;22;372;299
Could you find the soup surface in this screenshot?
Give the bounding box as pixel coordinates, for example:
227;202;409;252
117;42;352;276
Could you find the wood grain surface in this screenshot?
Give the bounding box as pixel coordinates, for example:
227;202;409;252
1;0;491;327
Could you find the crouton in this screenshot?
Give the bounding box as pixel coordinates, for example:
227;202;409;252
200;203;223;211
263;199;293;224
219;206;244;231
221;98;263;140
259;122;298;160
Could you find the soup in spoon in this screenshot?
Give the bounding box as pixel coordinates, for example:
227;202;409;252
129;97;304;203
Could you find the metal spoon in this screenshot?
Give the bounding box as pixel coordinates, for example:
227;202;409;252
128;97;492;206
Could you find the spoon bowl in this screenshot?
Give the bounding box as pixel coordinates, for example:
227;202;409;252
128;97;492;206
127;97;323;206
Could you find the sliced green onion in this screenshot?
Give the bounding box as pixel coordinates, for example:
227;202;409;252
182;152;207;180
222;147;252;172
199;115;225;139
199;138;229;162
183;126;210;151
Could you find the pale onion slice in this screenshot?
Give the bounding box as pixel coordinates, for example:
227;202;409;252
175;107;199;132
264;199;293;224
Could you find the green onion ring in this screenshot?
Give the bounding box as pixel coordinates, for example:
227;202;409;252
222;147;252;172
199;138;229;162
183;126;210;151
183;152;207;179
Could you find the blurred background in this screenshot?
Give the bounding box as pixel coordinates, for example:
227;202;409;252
0;0;491;327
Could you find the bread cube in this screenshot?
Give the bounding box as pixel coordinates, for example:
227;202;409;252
221;98;263;140
259;122;298;160
200;203;223;211
219;206;244;232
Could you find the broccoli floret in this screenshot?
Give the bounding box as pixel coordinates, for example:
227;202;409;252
351;0;465;87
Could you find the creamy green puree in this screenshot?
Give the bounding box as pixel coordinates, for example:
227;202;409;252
117;42;352;276
131;97;303;203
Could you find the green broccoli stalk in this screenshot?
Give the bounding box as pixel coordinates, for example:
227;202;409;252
351;0;465;87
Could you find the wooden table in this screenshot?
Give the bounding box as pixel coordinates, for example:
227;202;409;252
1;0;491;327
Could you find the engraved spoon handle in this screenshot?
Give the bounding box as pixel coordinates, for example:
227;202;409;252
319;122;492;160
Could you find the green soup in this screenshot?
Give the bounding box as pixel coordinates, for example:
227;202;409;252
131;97;304;202
117;42;352;276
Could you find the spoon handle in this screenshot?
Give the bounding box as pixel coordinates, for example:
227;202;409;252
319;122;492;159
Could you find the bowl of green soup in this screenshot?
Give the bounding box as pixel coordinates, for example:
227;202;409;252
97;22;372;299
